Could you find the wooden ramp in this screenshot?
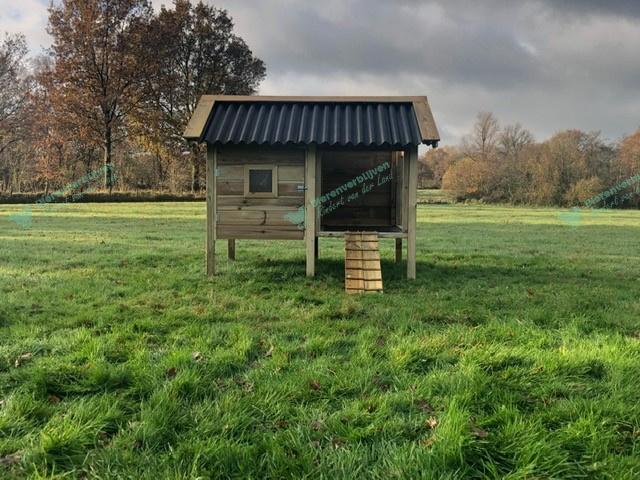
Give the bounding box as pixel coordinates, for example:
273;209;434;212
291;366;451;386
345;232;383;294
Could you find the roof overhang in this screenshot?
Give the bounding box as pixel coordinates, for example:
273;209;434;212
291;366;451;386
183;95;440;146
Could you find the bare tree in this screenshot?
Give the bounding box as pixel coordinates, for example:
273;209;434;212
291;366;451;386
463;112;500;161
499;123;534;161
0;33;32;192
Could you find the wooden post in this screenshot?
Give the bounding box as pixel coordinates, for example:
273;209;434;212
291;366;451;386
395;238;402;263
406;146;418;280
305;145;317;277
228;239;235;260
401;151;410;231
206;144;217;276
315;151;322;230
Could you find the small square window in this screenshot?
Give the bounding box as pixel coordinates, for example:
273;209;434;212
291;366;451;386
244;165;278;197
249;169;273;193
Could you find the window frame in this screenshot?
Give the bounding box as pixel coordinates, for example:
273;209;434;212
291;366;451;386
244;165;278;198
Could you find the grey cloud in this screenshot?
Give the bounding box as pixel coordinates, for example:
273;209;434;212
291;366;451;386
8;0;635;144
210;0;640;143
540;0;640;18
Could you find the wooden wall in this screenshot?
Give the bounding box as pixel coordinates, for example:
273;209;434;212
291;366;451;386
320;150;397;228
216;146;305;240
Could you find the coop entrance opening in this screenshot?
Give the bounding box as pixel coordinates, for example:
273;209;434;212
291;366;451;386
319;150;401;231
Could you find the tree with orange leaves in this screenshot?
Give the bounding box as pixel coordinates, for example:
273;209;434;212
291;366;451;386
46;0;154;193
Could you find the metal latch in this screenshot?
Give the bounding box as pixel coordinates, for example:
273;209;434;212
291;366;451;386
296;184;307;192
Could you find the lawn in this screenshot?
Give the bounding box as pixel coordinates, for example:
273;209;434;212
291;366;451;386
1;202;639;479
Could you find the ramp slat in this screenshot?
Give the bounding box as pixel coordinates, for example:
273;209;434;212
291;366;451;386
345;232;383;294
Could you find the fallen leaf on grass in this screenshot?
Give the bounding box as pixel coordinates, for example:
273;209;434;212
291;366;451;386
416;399;435;413
0;453;21;467
527;288;535;297
14;352;32;368
192;352;203;362
331;437;345;448
309;380;321;391
165;367;177;379
372;375;391;391
421;437;436;447
48;394;61;404
311;420;324;431
265;346;274;357
425;416;438;429
237;379;254;392
471;426;489;438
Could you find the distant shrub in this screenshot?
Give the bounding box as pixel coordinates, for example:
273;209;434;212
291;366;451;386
442;158;492;200
564;177;604;206
0;191;205;205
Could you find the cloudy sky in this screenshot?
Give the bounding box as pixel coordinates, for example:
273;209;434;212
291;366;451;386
2;0;639;144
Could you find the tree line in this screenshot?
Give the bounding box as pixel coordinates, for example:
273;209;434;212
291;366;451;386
420;113;640;208
1;1;638;208
0;0;265;195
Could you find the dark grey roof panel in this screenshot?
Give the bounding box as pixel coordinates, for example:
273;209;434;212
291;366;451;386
204;101;431;147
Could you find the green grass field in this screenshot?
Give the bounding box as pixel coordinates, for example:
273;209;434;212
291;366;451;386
1;202;639;479
417;188;454;204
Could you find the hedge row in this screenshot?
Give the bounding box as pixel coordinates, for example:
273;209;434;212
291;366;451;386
0;192;205;204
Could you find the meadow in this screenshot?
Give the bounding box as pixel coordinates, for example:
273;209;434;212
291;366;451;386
1;202;639;479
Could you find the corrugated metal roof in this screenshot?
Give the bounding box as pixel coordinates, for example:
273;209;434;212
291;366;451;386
203;101;435;147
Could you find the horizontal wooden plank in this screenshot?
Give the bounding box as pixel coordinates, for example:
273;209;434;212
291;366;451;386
278;183;304;197
217;225;304;240
345;270;382;281
345;250;380;261
218;196;303;208
345;259;380;270
218;147;304;165
345;241;379;250
217;166;244;180
219;205;301;212
359;234;380;241
345;278;365;290
218;209;299;226
217;180;243;195
318;231;406;238
278;165;304;182
364;280;383;291
346;279;383;291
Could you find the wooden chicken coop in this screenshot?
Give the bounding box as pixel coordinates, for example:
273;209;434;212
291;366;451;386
183;96;439;286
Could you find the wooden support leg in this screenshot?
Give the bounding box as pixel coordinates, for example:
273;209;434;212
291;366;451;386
207;238;215;276
305;145;317;277
228;239;235;260
206;145;216;277
395;238;402;263
407;234;416;280
407;146;418;280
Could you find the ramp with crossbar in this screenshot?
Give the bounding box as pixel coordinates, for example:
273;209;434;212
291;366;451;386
344;232;383;294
